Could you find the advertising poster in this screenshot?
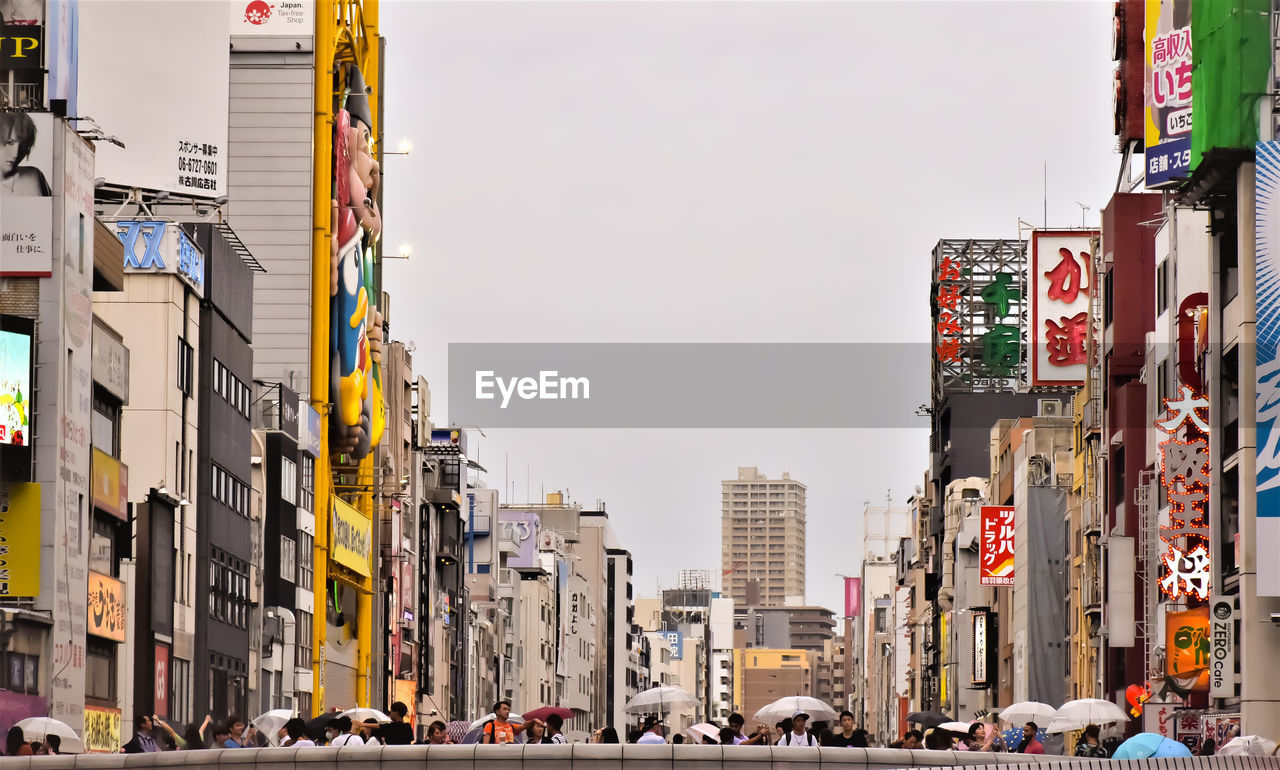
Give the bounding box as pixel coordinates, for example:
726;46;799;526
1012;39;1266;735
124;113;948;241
0;321;31;446
1165;606;1210;691
979;506;1016;586
86;570;126;642
971;610;989;686
330;496;371;577
46;0;78;116
1256;141;1280;595
229;0;313;36
844;576;861;617
0;482;39;596
0;110;53;276
1145;0;1193;187
1030;231;1096;386
82;706;121;753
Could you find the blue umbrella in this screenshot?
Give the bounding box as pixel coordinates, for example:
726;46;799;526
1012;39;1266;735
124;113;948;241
1113;733;1194;759
1003;726;1047;749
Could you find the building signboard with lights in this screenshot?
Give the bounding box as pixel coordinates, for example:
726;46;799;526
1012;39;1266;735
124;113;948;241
931;239;1026;397
1030;231;1096;387
1155;385;1210;601
979;506;1015;587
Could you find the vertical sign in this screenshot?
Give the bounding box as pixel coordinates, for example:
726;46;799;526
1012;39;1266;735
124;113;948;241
155;642;170;718
844;576;861;617
1208;596;1235;697
1256;141;1280;595
1164;606;1209;691
1144;0;1193;187
979;506;1016;586
0;110;54;276
971;610;989;687
0;482;40;595
1030;231;1096;386
1155;385;1211;600
932;240;1027;396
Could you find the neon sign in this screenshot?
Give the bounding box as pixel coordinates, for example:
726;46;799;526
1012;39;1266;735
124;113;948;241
1155;384;1211;600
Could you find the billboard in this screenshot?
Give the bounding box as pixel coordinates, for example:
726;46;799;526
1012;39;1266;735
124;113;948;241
87;570;126;642
83;706;121;753
113;220;205;297
1030;231;1096;386
1256;141;1280;595
330;496;372;577
1144;0;1192;188
979;506;1015;586
501;510;542;570
77;0;228;197
90;448;128;522
1165;606;1209;691
1156;384;1210;600
931;239;1026;396
0;23;40;68
229;0;313;36
0;110;53;276
0;314;33;449
843;576;861;617
0;482;39;596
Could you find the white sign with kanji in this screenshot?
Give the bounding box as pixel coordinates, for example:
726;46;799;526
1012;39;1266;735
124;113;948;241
1030;231;1097;386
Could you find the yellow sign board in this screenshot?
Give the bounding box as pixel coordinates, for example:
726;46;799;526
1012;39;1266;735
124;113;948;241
84;706;122;753
91;447;129;521
87;570;127;641
331;496;371;577
0;482;39;596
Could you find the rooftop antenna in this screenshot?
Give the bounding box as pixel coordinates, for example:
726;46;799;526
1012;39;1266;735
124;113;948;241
1075;201;1091;229
1043;160;1048;228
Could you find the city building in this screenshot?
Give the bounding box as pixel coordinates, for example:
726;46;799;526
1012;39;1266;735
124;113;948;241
732;648;813;721
721;467;806;607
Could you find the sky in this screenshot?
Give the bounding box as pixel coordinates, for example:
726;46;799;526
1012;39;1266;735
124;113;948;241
380;0;1119;614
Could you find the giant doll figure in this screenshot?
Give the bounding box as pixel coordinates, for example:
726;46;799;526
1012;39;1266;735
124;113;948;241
330;65;386;459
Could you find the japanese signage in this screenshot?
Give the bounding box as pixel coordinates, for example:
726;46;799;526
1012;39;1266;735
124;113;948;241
0;24;40;68
971;610;989;687
279;385;299;440
114;220;206;298
231;0;313;36
1208;596;1235;697
0;482;39;596
1255;141;1280;596
87;570;126;641
979;506;1015;586
501;510;542;569
1144;0;1193;188
330;496;372;577
78;0;228;197
1165;606;1209;691
0;320;33;447
1156;384;1211;600
91;319;130;403
931;239;1026;396
91;448;128;522
83;706;121;753
844;576;861;617
299;402;322;458
155;642;170;718
0;110;53;277
1030;231;1096;386
657;630;683;660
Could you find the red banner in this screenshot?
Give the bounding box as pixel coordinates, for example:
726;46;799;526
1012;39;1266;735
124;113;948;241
979;506;1015;586
844;577;861;617
154;642;170;718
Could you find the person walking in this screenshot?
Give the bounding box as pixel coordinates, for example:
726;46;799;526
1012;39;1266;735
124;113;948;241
826;711;867;747
122;715;162;753
1074;724;1108;758
636;716;666;744
222;716;257;748
526;721;552;744
591;727;620;744
480;700;540;744
377;702;414;745
280;718;315;748
1015;723;1045;755
425;721;451;745
899;729;923;749
727;713;768;745
43;735;60;755
779;712;817;747
329;717;366;747
545;713;568;744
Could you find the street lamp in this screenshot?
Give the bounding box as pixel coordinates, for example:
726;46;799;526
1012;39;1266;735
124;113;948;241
384;139;412;156
383;244;412;261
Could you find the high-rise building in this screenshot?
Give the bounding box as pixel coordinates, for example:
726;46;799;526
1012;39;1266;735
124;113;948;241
721;467;806;607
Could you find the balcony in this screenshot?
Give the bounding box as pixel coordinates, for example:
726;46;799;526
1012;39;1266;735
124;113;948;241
436;535;461;565
0;82;42;109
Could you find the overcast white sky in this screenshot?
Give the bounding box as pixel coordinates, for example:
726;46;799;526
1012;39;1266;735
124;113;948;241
380;0;1118;613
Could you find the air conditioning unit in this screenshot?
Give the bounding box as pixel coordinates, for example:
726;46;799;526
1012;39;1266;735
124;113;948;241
1038;398;1063;417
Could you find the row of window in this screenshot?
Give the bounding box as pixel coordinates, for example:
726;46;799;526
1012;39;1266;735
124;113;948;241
212;359;252;419
212;464;250;517
210;548;250;629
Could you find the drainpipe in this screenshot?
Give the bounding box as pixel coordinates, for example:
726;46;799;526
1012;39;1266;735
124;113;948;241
277;607;297;710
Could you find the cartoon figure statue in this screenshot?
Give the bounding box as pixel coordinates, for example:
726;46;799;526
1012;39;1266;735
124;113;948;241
330;65;386;459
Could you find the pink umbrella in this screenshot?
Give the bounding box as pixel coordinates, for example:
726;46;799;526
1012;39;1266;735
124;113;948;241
445;720;470;744
522;706;574;723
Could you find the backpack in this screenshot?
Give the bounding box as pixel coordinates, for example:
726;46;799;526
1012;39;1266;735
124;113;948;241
784;732;815;747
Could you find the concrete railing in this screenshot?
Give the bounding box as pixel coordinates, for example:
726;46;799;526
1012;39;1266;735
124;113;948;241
0;746;1276;769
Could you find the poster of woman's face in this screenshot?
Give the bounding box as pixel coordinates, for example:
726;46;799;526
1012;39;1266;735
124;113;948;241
0;110;52;197
0;0;43;25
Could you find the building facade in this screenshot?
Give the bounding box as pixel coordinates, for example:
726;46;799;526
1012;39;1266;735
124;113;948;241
721;467;806;607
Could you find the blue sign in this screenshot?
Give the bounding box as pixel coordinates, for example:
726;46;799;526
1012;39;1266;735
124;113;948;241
658;630;683;660
1255;142;1280;595
1146;136;1192;189
116;220;205;297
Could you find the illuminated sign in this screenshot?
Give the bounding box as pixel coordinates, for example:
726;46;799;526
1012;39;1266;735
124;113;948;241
331;496;371;577
1144;0;1192;188
83;706;121;753
115;220;205;298
0;321;32;448
1165;606;1209;691
1030;231;1096;386
0;483;39;596
972;610;989;687
1156;384;1211;600
979;506;1015;586
87;570;127;642
1208;596;1235;698
91;448;129;522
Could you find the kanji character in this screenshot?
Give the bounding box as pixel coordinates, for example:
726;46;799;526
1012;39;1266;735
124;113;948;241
938;257;961;282
936;338;962;364
980;273;1020;317
982;324;1021;373
1152;35;1169;67
1044;312;1088;366
937;313;962;337
1157;384;1210;433
1044;247;1089;303
1159;544;1211;600
937;285;962;310
1162;440;1210;489
1168;488;1209;518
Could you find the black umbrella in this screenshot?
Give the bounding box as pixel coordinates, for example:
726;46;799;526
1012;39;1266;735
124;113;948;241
906;711;949;729
305;712;342;741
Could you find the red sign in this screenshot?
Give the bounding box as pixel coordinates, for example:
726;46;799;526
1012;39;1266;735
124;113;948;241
1030;231;1097;386
844;577;861;617
154;643;170;718
1155;385;1211;600
979;506;1015;586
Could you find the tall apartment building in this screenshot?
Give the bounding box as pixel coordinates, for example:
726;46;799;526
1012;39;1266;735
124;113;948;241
721;467;806;607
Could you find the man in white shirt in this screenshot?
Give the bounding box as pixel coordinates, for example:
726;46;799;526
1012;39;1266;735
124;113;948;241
779;712;817;747
329;717;366;747
636;717;666;744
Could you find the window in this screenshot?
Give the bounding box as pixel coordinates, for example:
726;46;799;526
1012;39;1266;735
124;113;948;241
85;639;116;702
171;658;192;724
177;338;193;395
1156;260;1168;314
212;359;252;419
297;531;314;589
296;610;313;669
281;457;297;505
281;537;297;582
210;548;249;629
92;392;120;456
299;455;314;513
4;652;38;694
212;464;250;517
296;691;312;719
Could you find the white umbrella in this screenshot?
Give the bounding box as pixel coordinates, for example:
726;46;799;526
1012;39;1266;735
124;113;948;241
995;701;1058;726
1219;736;1278;757
461;712;524;744
624;685;700;715
1046;698;1129;732
16;717;83;754
753;696;838;724
250;709;295;746
686;723;722;743
341;707;390;724
938;721;973;733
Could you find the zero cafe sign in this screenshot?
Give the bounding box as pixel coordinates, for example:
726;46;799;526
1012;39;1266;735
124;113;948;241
115;220;205;298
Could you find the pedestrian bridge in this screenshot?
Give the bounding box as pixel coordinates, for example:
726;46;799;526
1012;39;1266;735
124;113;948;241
0;747;1274;769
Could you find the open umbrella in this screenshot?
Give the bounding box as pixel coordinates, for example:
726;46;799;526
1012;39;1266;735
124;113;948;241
1219;735;1279;756
250;708;295;746
15;717;83;755
686;723;722;743
906;711;949;729
1046;698;1129;732
624;685;700;715
461;712;524;744
445;720;470;744
938;721;973;733
305;711;341;741
521;706;574;723
340;707;390;723
754;696;838;724
1113;732;1193;759
995;701;1058;726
